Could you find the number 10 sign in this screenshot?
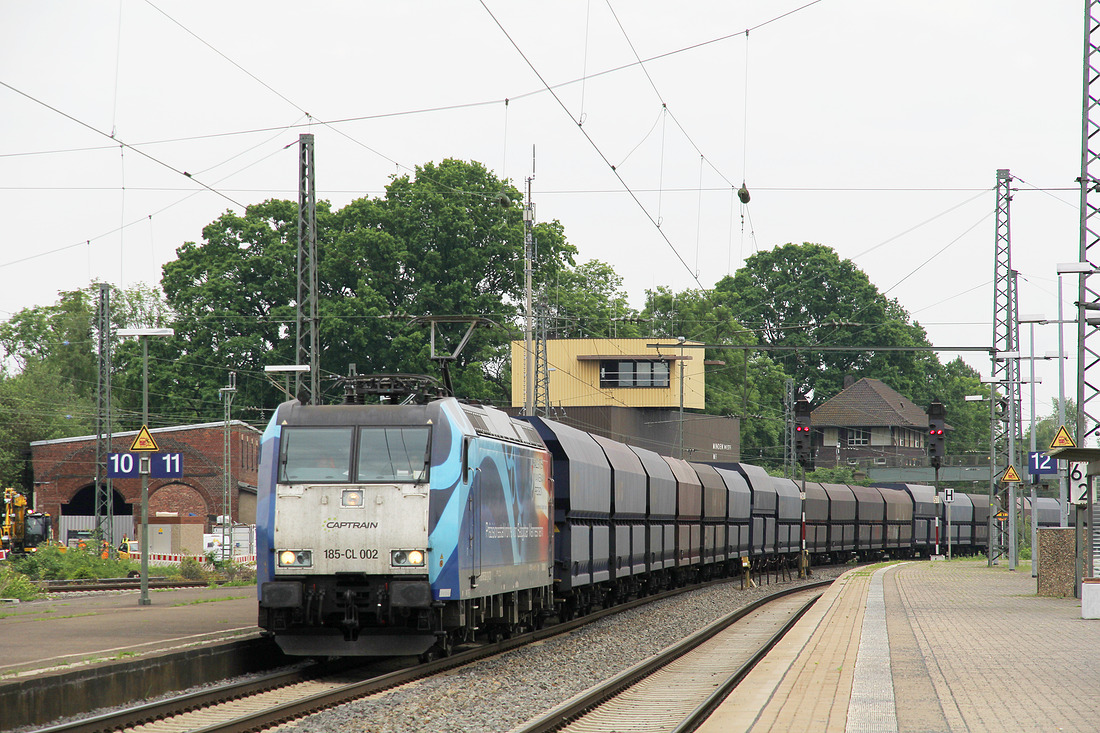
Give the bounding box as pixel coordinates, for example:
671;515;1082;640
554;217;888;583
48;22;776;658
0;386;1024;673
107;452;184;478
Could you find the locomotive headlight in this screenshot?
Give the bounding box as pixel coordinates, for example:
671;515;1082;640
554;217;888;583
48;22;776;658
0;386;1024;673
391;549;426;567
277;549;313;567
341;489;364;507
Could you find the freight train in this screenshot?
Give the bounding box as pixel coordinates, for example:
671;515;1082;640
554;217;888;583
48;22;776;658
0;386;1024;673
256;393;1050;660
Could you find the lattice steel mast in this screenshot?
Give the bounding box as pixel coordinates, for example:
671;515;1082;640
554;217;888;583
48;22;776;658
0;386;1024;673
296;133;319;405
990;170;1022;568
1077;0;1100;575
534;286;551;416
93;283;114;547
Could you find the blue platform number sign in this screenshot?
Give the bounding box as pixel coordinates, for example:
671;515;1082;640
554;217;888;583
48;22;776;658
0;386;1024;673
106;452;139;478
107;452;183;478
151;453;184;478
1028;451;1057;476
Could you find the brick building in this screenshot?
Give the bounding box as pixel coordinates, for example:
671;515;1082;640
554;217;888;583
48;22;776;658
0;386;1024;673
30;421;260;543
809;377;933;469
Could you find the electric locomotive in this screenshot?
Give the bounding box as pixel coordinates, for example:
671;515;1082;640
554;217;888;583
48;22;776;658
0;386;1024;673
257;392;552;658
257;378;1011;660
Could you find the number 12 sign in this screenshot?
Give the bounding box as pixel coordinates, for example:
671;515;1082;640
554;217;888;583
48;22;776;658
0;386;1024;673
1028;451;1057;476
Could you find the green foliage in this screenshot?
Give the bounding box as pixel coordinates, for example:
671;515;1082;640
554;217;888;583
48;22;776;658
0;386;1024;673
0;364;94;489
723;243;940;404
203;554;254;585
807;466;859;484
0;566;42;601
542;260;641;339
179;556;207;581
0;283;169;487
932;358;991;456
764;465;866;484
157;159;578;415
1026;398;1079;452
640;285;791;465
9;544;135;581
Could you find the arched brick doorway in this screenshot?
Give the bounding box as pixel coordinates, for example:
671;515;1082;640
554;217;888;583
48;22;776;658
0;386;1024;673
150;482;210;519
65;484;133;516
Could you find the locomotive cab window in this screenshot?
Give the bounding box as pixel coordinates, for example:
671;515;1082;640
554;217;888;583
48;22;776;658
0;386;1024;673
279;427;354;482
356;427;430;482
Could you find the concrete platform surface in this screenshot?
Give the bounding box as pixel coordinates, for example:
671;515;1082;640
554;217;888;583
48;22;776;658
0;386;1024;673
0;585;259;682
702;559;1100;733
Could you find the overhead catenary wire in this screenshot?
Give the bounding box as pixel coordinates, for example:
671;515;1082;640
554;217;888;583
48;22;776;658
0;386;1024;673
0;80;244;210
0;1;1003;411
478;0;702;288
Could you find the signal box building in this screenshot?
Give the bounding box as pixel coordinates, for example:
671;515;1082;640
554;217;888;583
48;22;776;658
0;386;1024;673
809;377;932;469
508;338;739;462
30;421;260;546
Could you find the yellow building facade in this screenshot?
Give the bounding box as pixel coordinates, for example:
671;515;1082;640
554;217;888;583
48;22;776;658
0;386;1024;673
509;338;705;410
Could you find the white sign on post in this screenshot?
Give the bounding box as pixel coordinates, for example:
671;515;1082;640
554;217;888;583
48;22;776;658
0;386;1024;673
1070;462;1090;504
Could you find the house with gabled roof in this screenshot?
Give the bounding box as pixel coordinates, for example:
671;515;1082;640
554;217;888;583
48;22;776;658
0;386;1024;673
809;377;932;468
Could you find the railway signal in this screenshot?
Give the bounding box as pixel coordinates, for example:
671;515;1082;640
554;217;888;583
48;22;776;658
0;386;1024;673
927;401;946;468
794;397;813;469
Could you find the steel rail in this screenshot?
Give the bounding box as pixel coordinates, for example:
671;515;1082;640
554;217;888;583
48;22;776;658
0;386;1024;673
514;579;831;733
28;570;843;733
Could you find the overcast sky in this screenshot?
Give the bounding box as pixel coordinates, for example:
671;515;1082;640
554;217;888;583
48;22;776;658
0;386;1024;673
0;1;1087;426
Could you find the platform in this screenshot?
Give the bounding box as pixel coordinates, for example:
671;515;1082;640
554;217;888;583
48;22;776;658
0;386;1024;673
701;559;1100;732
0;585;259;682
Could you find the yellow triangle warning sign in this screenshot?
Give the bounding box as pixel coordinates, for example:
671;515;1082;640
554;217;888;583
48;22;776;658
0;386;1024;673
129;425;160;452
1001;465;1023;483
1049;425;1077;450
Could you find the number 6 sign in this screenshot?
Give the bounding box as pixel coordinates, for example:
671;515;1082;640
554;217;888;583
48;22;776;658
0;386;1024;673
1070;461;1090;504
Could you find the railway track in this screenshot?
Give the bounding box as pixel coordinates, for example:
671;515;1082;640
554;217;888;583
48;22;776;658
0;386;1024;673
42;578;212;593
29;576;830;733
516;581;828;733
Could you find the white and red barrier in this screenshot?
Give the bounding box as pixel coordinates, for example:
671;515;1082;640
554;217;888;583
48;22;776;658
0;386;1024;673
127;553;256;567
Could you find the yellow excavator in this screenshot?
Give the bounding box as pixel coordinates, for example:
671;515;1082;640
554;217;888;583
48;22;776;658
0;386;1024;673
1;488;51;557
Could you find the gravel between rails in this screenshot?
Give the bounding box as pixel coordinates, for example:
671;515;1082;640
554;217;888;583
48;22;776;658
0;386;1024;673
275;566;847;733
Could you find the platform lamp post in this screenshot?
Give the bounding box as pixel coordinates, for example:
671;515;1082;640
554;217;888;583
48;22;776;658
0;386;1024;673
1057;262;1097;526
981;369;1042;570
264;364;310;400
965;392;992;565
677;336;686;459
117;328;174;607
1019;314;1047;578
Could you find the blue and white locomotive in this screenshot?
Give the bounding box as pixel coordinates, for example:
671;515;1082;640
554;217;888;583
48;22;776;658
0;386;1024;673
257;395;551;658
257;379;1035;659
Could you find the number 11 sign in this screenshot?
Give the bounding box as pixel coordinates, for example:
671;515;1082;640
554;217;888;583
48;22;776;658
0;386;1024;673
151;453;184;478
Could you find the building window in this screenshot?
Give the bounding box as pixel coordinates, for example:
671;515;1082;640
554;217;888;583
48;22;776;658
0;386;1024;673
847;428;870;446
599;359;670;388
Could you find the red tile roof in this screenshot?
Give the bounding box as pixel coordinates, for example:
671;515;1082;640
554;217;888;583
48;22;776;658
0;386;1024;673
810;378;928;428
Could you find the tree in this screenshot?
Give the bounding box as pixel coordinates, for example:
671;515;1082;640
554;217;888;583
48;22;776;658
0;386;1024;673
1027;398;1079;453
931;357;990;457
0;287;98;399
721;243;940;405
540;260;641;339
0;284;170;477
640;286;791;465
0;358;94;491
158;159;577;420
